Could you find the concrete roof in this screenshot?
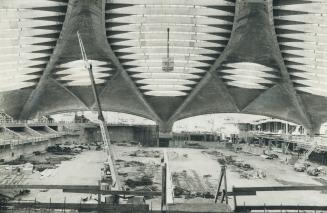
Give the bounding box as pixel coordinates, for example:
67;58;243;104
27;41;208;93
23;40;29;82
0;0;327;133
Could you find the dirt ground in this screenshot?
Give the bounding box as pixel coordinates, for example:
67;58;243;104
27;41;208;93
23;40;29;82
1;145;164;209
167;146;327;209
2;143;327;211
17;149;107;203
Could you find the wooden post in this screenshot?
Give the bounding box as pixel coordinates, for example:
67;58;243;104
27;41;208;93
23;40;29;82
98;180;101;205
64;196;66;213
215;165;225;203
223;166;228;204
161;163;167;211
218;165;228;204
233;186;237;209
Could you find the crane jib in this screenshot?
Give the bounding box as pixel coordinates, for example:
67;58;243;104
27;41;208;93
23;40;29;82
76;31;121;190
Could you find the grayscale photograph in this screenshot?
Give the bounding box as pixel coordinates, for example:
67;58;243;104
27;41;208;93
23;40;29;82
0;0;326;212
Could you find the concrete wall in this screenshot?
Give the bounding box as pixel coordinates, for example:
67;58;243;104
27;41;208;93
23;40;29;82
133;126;158;147
80;125;158;147
110;126;135;143
172;132;220;142
79;127;101;144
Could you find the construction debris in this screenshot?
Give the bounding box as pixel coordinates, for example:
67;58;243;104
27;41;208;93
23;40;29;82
124;161;145;167
307;166;320;176
294;162;307;172
125;175;153;188
113;148;162;194
129;150;161;158
0;189;30;201
260;153;279;160
239;170;267;179
293;160;322;176
46;145;83;155
172;169;215;199
33;164;56;172
203;150;266;180
182;142;207;149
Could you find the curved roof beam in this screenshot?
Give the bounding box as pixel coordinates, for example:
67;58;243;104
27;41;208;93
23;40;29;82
19;0;74;119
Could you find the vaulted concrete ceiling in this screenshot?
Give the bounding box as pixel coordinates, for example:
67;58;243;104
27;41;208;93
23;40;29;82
0;0;327;133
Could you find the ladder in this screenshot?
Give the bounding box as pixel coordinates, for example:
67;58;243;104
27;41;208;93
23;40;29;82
305;144;316;161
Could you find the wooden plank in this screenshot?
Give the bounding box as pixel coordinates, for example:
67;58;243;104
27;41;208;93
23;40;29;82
227;191;256;196
0;184;98;190
7;202;149;212
63;188;162;196
0;185;161;196
233;185;327;193
8;202;97;210
235;205;327;211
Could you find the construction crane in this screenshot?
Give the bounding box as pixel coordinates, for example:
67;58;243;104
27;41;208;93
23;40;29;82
77;31;121;190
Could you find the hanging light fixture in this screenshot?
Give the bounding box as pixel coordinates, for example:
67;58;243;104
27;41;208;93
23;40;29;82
162;28;174;72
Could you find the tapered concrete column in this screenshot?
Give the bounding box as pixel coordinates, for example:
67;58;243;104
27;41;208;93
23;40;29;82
158;121;173;133
308;122;322;137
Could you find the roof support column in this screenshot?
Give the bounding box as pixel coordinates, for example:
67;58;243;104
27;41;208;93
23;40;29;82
158;121;173;133
267;0;314;133
19;0;76;120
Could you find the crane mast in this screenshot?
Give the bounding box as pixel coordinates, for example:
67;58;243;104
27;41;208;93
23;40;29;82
77;31;121;190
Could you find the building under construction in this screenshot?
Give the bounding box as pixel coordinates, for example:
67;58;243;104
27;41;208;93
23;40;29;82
1;0;327;212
